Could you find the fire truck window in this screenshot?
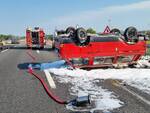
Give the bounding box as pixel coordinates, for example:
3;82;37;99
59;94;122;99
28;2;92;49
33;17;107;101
104;57;114;64
71;58;89;66
118;56;133;63
32;32;39;44
94;57;105;65
71;58;83;66
82;58;89;65
94;57;114;65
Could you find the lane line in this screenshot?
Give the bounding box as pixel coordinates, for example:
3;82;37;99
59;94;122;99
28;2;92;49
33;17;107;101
1;49;9;53
112;80;150;106
44;69;56;89
36;50;40;54
122;85;150;106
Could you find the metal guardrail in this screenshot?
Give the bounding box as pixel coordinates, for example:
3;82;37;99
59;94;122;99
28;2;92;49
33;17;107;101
0;46;9;52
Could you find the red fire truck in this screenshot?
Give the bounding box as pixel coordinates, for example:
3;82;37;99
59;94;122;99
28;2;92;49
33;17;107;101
54;27;147;68
26;27;45;49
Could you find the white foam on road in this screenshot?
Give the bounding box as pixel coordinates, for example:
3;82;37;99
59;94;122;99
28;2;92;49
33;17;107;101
45;56;150;111
49;68;150;94
48;68;150;111
48;68;123;111
44;69;56;89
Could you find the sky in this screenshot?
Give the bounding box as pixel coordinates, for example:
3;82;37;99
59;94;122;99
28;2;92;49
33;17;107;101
0;0;150;36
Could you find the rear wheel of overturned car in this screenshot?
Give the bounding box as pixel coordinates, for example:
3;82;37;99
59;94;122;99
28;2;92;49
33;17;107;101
75;28;90;46
124;27;138;43
51;42;55;50
66;27;76;37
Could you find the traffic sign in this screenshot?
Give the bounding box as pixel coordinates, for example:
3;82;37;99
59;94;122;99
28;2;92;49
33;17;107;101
103;26;111;34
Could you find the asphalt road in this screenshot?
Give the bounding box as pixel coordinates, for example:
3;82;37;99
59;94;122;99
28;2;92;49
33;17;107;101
0;45;150;113
0;46;70;113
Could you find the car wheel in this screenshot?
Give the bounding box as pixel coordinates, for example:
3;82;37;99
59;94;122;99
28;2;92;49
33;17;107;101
66;27;76;37
124;27;138;43
75;28;89;45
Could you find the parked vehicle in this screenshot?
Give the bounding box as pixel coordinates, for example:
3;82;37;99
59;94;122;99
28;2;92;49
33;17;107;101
54;26;147;68
0;41;8;51
0;41;4;51
11;38;19;44
26;27;45;49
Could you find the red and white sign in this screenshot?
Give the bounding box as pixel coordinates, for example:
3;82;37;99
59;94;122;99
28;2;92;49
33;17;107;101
103;26;111;34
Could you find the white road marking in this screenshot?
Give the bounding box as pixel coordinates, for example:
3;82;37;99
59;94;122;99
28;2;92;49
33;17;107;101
121;84;150;106
36;50;40;54
113;80;150;106
44;70;56;89
1;49;9;53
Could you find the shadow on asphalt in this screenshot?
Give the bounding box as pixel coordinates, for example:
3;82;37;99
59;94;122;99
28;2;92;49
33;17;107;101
9;46;54;52
18;62;41;70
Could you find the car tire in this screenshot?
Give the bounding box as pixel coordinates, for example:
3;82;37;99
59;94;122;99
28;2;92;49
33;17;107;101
124;27;138;43
75;28;89;46
66;27;76;37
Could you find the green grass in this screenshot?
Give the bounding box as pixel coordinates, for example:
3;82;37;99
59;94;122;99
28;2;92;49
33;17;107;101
146;48;150;55
147;41;150;44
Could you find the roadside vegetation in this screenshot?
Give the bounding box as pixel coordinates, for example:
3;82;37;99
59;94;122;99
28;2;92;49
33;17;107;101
45;35;53;40
146;48;150;55
86;28;96;34
0;34;25;41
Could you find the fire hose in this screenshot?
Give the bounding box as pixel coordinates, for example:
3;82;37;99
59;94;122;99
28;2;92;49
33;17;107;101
28;67;91;107
28;67;67;104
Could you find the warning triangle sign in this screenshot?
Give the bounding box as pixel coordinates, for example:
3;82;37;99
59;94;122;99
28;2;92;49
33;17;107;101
103;26;111;34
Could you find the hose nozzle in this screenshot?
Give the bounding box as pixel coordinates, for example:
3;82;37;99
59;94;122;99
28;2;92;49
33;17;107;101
69;95;91;107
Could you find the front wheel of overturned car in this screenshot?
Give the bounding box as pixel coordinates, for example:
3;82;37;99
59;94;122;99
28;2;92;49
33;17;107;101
124;27;138;43
75;28;90;46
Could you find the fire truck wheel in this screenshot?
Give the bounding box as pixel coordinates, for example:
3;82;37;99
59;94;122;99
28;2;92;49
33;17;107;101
66;27;76;37
51;43;55;50
76;28;88;45
124;27;138;43
40;47;44;50
110;28;121;36
27;46;30;49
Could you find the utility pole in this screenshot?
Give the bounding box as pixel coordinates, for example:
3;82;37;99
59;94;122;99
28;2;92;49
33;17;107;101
108;19;111;29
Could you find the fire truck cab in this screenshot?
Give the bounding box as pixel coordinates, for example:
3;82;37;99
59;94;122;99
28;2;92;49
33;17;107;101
26;27;45;49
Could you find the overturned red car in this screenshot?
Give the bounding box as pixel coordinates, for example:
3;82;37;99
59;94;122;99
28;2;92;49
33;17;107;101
53;27;147;68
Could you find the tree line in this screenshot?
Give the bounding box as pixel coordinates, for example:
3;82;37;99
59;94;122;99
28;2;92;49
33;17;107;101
0;28;150;41
146;31;150;38
0;34;25;41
